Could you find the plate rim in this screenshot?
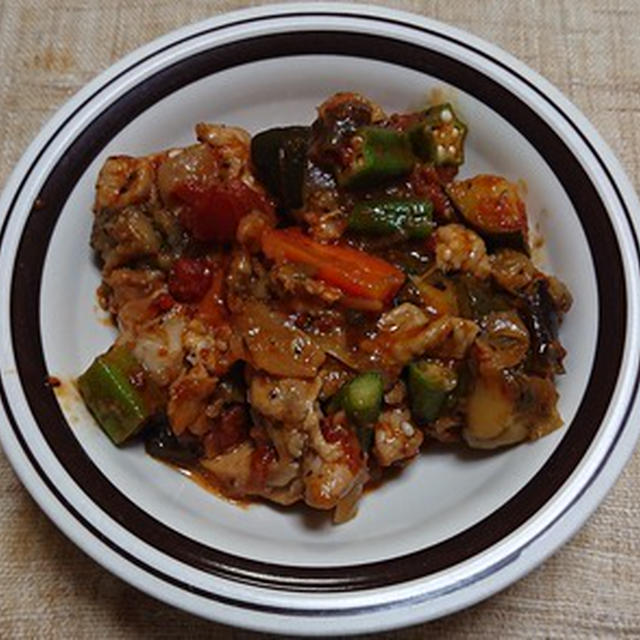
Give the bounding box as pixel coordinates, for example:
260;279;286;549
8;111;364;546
1;3;639;634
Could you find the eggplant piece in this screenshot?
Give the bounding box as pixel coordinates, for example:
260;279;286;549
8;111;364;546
520;279;567;375
309;92;378;168
144;414;204;464
251;126;311;212
454;273;511;321
446;175;529;252
476;310;531;370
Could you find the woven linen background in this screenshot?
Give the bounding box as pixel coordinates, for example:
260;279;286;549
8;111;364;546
1;0;639;637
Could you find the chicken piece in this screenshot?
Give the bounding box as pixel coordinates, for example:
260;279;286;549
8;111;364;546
421;315;480;359
249;374;322;425
384;380;407;406
226;248;271;312
94;155;155;211
303;209;348;242
333;473;367;524
373;408;423;467
236;209;275;253
200;441;254;496
182;320;245;377
115;311;185;387
114;288;175;334
301;411;367;513
269;263;344;306
102;268;165;314
474;311;530;371
463;369;562;449
91;206;162;272
433;223;491;279
302;448;361;511
195;123;252;183
491;248;537;293
167;363;217;436
249;373;323;465
369;303;431;366
156;143;219;208
363;303;479;367
265;478;305;506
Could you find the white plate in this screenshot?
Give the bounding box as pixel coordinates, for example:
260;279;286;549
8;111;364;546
1;3;639;635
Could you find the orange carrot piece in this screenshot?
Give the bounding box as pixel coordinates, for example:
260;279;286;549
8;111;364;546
262;227;405;303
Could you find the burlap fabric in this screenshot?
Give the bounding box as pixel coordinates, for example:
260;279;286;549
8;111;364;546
1;1;639;637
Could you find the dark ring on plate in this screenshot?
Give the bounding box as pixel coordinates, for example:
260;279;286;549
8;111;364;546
1;14;634;608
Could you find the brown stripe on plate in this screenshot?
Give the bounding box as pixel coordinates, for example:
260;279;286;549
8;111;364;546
4;28;629;593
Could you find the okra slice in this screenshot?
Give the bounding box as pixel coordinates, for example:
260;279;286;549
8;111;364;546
77;345;164;445
342;372;384;427
328;372;384;426
407;360;458;424
409;103;467;166
327;372;383;453
338;127;415;189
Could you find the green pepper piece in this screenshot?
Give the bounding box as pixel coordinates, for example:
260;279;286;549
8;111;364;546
409;103;467;166
407;360;458;424
251;126;311;211
77;345;164;445
337;127;415;189
348;197;434;240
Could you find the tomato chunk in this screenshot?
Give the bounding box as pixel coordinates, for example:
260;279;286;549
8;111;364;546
168;258;212;303
204;405;249;456
177;179;272;243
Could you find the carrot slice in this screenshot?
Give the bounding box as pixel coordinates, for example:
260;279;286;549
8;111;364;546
262;227;405;303
196;265;227;327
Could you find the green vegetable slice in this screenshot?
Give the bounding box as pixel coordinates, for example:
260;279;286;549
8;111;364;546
347;197;434;240
407;360;458;424
327;372;384;451
341;372;384;426
337;127;415;189
77;345;164;445
409;103;467;166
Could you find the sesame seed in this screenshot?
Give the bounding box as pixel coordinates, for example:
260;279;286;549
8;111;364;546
401;421;415;437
